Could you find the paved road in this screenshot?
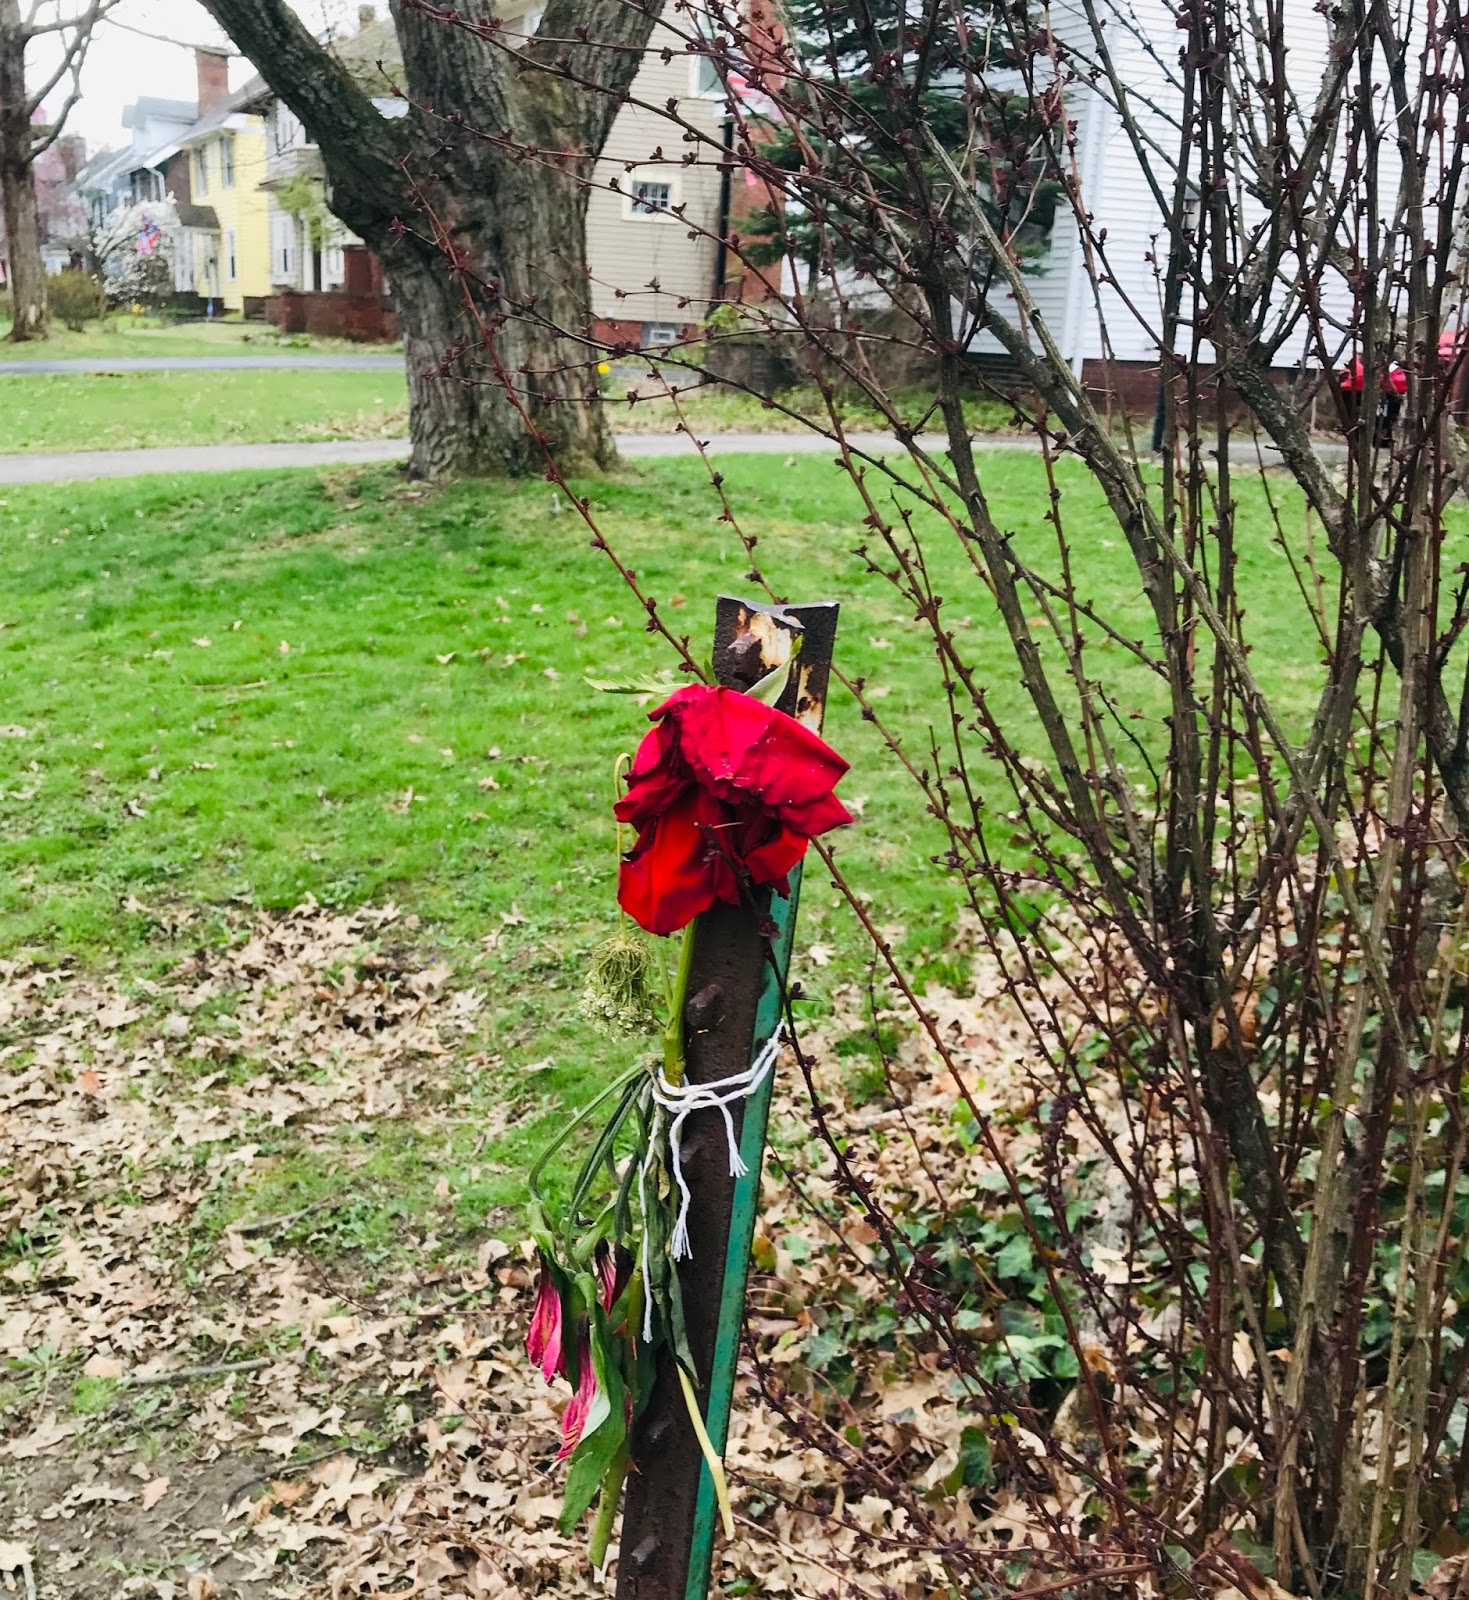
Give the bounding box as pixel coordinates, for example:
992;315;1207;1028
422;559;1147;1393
0;429;1344;486
0;354;404;374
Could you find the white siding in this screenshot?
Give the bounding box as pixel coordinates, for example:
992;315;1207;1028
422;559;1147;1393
1044;0;1423;368
270;204;297;286
583;17;724;328
1065;0;1181;368
487;1;722;332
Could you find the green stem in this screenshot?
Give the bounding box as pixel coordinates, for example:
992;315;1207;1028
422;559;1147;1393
662;921;697;1085
527;1062;644;1204
588;1437;631;1568
678;1362;734;1539
611;752;632;930
655;931;674;1012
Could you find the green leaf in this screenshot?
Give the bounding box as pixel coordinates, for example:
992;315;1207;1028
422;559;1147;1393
558;1320;629;1535
584;670;687;696
1412;1550;1443;1584
995;1232;1034;1280
942;1424;992;1493
1162;1545;1194;1576
1050;1344;1079;1380
801;1328;846;1371
743;634;803;707
1228;1533;1275;1577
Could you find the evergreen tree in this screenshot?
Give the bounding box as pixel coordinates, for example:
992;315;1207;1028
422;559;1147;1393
736;0;1060;286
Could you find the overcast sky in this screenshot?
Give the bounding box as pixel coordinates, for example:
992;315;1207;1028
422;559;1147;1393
33;0;364;154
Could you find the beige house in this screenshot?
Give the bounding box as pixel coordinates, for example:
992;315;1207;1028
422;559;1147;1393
574;10;728;346
239;4;737;348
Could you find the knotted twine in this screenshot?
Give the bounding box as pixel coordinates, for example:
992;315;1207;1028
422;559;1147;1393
638;1026;786;1344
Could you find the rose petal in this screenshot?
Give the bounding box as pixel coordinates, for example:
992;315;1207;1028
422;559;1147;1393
736;814;811;891
618;790;738;935
614;716;688;825
659;686;850;822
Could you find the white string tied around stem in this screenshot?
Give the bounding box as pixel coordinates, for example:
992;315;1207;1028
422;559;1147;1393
639;1026;786;1344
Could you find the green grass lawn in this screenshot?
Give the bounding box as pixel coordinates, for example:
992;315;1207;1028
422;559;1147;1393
0;371;1007;455
0;451;1351;1234
0;314;401;360
0;369;408;451
606;379;1019;436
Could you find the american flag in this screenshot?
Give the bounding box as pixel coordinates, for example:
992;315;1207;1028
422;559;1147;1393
137;218;163;257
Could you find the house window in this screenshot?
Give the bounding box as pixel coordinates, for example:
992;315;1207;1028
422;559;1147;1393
643;322;679;348
193;147;208;194
273;215;296;281
275;107;297;153
220;136;235;189
629;180;673;217
692;50;721;96
226;230;237;280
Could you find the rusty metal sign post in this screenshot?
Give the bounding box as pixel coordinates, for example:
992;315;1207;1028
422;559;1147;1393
615;595;839;1600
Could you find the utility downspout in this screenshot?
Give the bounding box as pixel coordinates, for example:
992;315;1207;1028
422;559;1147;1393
712;114;734;307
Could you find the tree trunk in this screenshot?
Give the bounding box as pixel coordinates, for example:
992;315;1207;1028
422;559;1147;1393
379;151;616;480
195;0;660;480
0;4;46;342
391;257;617;480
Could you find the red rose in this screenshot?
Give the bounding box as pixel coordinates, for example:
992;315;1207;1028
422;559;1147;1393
615;684;851;936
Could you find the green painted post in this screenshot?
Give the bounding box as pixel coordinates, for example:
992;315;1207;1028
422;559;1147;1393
615;597;838;1600
685;868;802;1598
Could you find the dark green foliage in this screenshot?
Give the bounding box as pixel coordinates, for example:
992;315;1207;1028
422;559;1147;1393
736;0;1062;282
46;270;105;331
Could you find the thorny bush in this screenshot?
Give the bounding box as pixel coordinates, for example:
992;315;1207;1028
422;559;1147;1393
406;0;1469;1592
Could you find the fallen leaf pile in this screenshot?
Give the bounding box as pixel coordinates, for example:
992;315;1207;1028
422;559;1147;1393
0;898;1288;1599
1;900;1035;1598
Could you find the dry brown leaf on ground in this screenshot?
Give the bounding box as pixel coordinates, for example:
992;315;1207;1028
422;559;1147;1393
0;897;1105;1598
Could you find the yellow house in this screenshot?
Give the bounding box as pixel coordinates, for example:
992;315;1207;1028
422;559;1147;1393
176;103;270;314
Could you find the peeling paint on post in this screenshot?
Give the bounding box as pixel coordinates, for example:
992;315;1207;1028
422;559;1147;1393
615;595;839;1600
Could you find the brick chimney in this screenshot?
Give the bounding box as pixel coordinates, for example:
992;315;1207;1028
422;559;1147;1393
195;48;229;118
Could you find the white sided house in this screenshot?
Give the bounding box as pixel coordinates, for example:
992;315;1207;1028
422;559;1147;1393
570;4;729;348
963;0;1414;399
256;99;348;295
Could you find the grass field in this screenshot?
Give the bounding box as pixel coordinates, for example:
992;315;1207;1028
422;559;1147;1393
602;377;1019;435
5;450;1304;956
0;371;1012;454
0;325;1019;457
0;315;400;361
0;369;409;452
0;450;1351;1200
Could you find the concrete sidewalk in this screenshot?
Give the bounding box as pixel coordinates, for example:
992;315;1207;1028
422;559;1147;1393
0;429;1340;487
0;438;412;484
0;354;404;375
0;431;938;485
